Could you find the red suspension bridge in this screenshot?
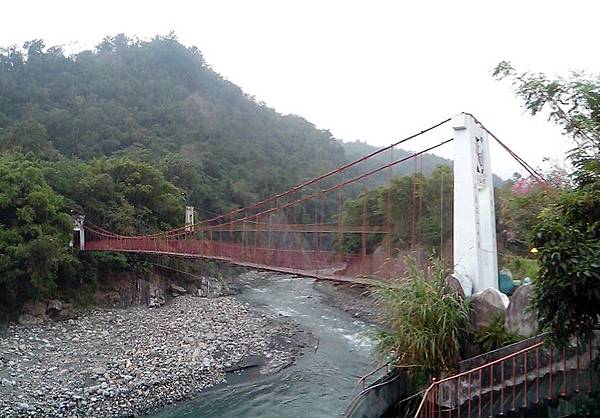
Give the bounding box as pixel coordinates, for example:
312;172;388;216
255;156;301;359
79;113;543;286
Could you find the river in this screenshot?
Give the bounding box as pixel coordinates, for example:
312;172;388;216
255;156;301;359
151;273;379;418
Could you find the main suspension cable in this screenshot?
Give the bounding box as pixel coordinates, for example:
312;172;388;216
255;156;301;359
464;112;547;183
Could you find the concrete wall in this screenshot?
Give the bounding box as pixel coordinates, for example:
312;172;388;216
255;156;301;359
344;369;407;418
459;334;545;372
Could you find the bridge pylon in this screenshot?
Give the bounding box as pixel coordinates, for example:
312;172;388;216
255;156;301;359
452;113;498;295
71;214;85;250
185;206;195;233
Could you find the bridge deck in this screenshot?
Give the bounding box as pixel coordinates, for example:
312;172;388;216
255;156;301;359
85;248;386;287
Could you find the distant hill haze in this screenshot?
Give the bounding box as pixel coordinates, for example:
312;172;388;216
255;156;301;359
0;34;474;215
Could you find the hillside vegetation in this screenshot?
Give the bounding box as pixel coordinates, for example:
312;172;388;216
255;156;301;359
0;34;452;317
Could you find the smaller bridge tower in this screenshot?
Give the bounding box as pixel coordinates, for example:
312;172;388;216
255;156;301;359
185;206;195;232
71;214;85;250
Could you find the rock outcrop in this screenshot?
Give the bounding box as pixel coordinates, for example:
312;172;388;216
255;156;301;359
170;284;187;296
505;284;538;337
469;288;506;332
18;301;47;325
444;275;466;299
196;276;237;298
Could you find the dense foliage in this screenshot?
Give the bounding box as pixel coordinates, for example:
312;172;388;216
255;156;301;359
0;153;183;318
0;34;454;315
375;258;469;376
340;165;453;255
531;186;600;345
471;313;520;352
0;156;73;308
495;62;600;345
0;34;350;212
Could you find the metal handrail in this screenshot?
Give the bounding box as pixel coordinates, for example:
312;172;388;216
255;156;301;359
413;334;596;418
354;358;396;390
413;340;544;417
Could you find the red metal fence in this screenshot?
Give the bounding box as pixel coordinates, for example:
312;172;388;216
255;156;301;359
413;335;597;418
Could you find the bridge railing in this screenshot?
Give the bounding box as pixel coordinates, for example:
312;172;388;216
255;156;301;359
413;334;597;418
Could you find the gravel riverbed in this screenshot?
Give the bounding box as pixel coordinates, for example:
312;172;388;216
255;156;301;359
0;295;308;417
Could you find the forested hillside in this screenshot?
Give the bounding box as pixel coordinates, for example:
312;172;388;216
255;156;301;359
0;34;452;316
341;140;452;189
0;34;352;213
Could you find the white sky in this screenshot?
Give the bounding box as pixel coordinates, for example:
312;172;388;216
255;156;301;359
2;0;599;178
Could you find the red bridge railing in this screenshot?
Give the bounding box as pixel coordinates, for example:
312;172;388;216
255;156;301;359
80;118;457;283
413;335;597;418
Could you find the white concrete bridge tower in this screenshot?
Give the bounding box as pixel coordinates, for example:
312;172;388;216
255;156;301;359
452;113;498;294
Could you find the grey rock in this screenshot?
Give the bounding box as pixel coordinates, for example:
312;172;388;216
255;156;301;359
182;336;197;346
0;271;304;418
469;288;506;332
17;402;30;410
46;299;63;314
444;275;465;299
170;284;187;296
505;284;538;337
92;367;107;375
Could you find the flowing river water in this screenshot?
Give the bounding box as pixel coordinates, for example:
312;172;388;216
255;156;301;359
151;274;379;418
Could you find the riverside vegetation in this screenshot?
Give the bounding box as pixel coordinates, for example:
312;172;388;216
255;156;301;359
372;63;600;416
0;34;454;320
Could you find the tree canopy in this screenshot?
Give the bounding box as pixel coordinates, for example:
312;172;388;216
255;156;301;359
0;33;452;316
495;62;600;345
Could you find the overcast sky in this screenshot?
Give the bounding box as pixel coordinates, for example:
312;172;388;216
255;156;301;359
2;0;599;178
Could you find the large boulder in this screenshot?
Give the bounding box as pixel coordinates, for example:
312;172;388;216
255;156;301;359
505;284;538;337
452;272;473;297
170;284;187;297
196;277;237;298
469;288;507;332
46;299;62;314
444;275;465;299
149;282;166;308
46;300;76;320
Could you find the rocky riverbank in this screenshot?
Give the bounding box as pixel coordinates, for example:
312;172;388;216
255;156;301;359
0;294;309;417
313;281;380;324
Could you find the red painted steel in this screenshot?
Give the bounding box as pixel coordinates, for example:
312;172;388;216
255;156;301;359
81;132;454;284
489;364;493;418
576;334;580;393
548;348;553;400
523;352;528;408
413;336;596;418
535;347;540;404
561;348;567;397
500;359;504;416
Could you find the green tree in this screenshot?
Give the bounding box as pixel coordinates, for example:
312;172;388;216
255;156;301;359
0;156;73;312
495;62;600;345
0;119;57;158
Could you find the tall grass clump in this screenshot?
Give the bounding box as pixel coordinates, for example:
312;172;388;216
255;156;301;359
375;257;470;378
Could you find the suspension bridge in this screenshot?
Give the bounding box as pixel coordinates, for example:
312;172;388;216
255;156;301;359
75;113;543;292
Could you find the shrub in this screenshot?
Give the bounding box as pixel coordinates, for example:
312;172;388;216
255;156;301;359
471;313;521;352
500;254;539;281
375;257;470;377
